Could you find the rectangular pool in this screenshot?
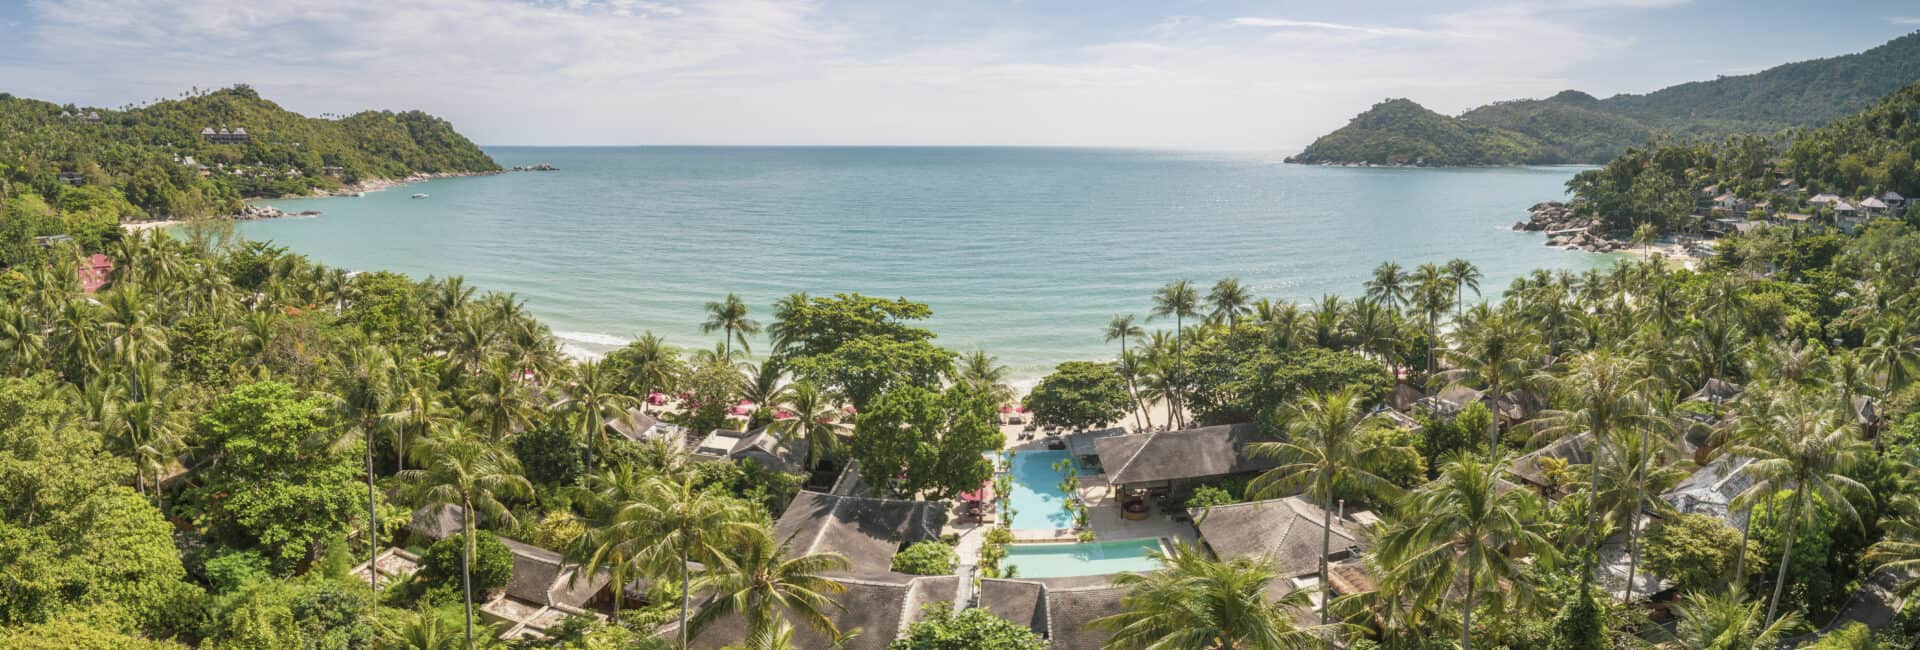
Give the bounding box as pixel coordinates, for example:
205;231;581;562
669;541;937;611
1002;538;1164;578
1005;449;1076;531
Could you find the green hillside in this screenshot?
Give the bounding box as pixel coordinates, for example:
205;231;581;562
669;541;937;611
0;85;498;221
1783;80;1920;196
1292;31;1920;166
1284;98;1539;166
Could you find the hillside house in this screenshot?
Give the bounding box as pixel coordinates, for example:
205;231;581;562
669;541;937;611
202;127;250;144
77;253;113;294
57;172;83;185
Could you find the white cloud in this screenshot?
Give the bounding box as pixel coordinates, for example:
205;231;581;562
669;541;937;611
1;0;1676;148
1229;17;1468;39
1892;16;1920;25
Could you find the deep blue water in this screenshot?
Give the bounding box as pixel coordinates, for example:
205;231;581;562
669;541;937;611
248;147;1605;384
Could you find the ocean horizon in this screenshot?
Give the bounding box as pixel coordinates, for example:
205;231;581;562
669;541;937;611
250;146;1610;387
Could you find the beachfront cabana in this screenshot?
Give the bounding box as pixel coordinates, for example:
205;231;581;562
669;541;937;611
481;537;615;639
771;491;949;577
1189;496;1365;579
1093;423;1280;494
690;427;805;473
605;407;684;444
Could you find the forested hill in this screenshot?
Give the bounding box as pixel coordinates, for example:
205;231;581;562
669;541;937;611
1289;31;1920;166
0;85;498;221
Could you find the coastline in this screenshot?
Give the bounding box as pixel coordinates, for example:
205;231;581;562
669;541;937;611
119;170;501;232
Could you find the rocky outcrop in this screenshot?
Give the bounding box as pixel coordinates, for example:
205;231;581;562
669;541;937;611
1511;201;1631;252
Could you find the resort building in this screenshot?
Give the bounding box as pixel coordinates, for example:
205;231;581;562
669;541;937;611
406;503;466;541
201;127;251;144
348;547;423;590
1093;423;1281;496
484;537;614;640
689;427;804;473
976;576;1130;650
683;491;953;649
57;171;83;185
77;253;113;294
1663;455;1757;528
1189;496;1367;582
1507;433;1592;496
605;407;685;444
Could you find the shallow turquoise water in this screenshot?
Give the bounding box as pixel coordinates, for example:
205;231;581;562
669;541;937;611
1006;449;1075;531
245;147;1607;383
1003;538;1164;578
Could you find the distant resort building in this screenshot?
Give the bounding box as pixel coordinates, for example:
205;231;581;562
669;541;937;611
77;253;113;294
57;171;84;186
60;110;102;124
201;126;250;144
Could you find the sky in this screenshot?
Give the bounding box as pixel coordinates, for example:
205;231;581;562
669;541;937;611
1;0;1916;149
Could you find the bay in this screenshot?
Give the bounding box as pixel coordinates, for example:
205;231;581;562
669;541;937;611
250;146;1607;386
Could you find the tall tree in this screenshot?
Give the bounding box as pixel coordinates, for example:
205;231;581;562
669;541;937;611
400;427;531;650
1105;314;1148;430
703;292;762;359
1379;453;1548;650
1207;277;1253;327
1365;261;1408;313
689;529;850;642
625;475;762;649
1092;541;1335;649
1248;388;1414;627
1443;259;1482;317
1729;399;1871;623
1149;280;1200;427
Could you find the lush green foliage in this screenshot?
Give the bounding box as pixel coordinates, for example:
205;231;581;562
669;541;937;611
851;385;1002;499
1023;360;1130;431
890;540;960;576
890;605;1046;650
1643;513;1752;593
419;531;513;604
1292;33;1920;165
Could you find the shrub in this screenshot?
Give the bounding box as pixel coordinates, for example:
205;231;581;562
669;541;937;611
1805;622;1875;649
202;548;272;594
1642;513;1751;593
419;532;513;603
891;605;1046;649
1186;485;1237;509
891;540;960;576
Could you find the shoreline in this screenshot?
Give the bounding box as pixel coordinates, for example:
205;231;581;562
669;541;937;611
1513;200;1709;266
120;170;502;232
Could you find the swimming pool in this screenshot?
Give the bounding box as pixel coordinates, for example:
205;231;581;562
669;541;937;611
1005;450;1075;531
1002;538;1165;578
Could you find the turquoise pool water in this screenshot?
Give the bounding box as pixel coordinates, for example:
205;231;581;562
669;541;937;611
1003;538;1165;578
1006;450;1075;531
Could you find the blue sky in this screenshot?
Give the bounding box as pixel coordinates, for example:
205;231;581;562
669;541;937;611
1;0;1915;148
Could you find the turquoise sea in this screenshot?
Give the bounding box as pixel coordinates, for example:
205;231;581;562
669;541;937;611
250;147;1607;386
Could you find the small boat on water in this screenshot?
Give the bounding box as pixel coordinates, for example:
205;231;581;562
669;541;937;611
411;193;429;199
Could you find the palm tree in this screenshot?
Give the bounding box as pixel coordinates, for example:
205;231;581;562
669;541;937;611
628;475;763;648
1379;453;1548;650
689;529;850;641
1730;399;1872;623
381;365;450;473
1410;263;1451;375
565;358;639;470
1149;280;1200;427
1866;494;1920;597
465;358;536;441
1247;388;1413;626
376;605;469;650
1665;589;1801;650
113;370;186;505
400;427;532;650
955;350;1014;404
325;346;398;596
618;331;685;396
1437;308;1540;455
1092;541;1333;649
703;293;762;359
1443;258;1482;316
1588;425;1691;602
1106;315;1148;430
1364;262;1408;312
1207;278;1253;327
775;381;846;473
1865;316;1920;397
767;291;812;355
1531;350;1651;577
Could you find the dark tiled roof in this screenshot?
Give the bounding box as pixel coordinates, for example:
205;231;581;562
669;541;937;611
1663;455;1755;527
1508;433;1593;488
409;504;465;540
1067;427;1128;458
772;491;948;578
1040;578;1128;650
1095;423;1278;485
689;573;956;650
1687;378;1742;403
977;579;1047;636
1191;497;1364;577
